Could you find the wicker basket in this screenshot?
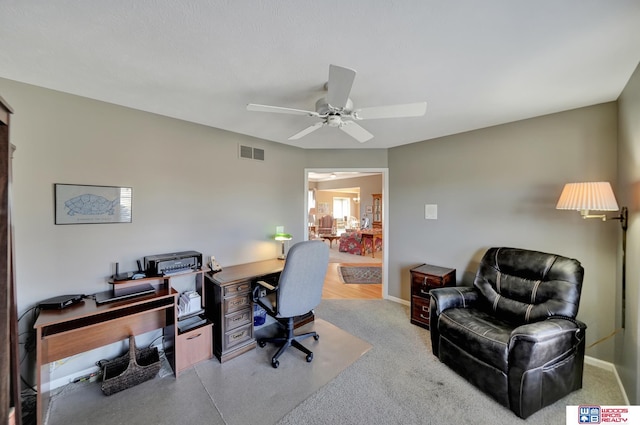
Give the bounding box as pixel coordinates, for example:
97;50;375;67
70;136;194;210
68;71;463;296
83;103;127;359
101;335;160;396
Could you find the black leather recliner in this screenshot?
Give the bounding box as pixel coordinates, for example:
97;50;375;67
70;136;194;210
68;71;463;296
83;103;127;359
429;247;586;418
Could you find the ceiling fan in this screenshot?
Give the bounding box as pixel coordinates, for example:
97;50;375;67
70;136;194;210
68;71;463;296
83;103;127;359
246;64;427;143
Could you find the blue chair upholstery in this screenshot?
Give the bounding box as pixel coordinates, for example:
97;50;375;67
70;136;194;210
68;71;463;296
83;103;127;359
255;240;329;368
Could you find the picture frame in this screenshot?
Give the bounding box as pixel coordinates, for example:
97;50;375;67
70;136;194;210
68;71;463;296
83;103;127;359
317;202;329;215
365;205;373;214
55;183;133;224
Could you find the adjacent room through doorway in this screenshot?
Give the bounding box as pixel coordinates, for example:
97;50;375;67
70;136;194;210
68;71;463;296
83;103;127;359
305;169;387;300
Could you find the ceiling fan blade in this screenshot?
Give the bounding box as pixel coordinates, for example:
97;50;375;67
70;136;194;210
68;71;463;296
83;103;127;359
353;102;427;120
247;103;319;117
288;122;325;140
327;64;356;110
340;121;374;143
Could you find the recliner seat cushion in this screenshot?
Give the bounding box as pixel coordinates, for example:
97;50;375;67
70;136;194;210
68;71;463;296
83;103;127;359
439;307;512;373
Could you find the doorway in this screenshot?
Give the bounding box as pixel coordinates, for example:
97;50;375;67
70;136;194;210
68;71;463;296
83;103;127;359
305;168;388;299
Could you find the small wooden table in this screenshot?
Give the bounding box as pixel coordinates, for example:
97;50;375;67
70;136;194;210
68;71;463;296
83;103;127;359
319;234;340;248
360;231;382;257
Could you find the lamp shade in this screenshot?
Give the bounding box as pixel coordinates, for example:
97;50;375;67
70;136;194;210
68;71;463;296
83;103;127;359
274;233;292;241
556;182;619;211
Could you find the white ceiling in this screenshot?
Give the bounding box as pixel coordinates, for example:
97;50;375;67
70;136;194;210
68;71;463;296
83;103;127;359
1;1;639;150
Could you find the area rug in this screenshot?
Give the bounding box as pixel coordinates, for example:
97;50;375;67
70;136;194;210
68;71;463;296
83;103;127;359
337;265;382;284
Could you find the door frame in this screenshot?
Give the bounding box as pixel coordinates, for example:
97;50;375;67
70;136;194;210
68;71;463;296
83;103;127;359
304;167;389;299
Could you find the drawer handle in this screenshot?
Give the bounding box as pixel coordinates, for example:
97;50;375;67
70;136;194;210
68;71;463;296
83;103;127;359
231;315;245;322
420;289;429;295
423;276;428;285
231;331;245;340
187;333;202;340
230;299;247;307
422;306;428;312
420;314;429;319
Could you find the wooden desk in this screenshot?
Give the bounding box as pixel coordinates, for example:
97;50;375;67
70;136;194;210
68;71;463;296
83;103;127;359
360;230;382;257
205;258;314;363
33;286;176;425
205;259;284;362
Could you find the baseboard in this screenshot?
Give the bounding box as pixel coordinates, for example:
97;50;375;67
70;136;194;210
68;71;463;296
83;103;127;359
581;356;630;405
49;365;101;391
386;294;409;306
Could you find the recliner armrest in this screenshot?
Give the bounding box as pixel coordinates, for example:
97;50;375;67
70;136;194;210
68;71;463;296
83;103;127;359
430;287;479;315
429;287;479;358
509;317;586;370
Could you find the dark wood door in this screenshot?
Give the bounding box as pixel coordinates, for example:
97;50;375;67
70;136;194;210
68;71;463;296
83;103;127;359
1;95;20;425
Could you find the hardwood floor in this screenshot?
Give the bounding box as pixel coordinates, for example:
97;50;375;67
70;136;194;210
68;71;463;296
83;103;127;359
322;262;382;300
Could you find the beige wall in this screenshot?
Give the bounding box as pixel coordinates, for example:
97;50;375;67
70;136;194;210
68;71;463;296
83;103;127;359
617;61;640;404
388;103;619;363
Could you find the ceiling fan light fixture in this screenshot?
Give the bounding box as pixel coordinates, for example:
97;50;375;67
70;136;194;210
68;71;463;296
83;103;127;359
247;64;427;144
327;115;342;127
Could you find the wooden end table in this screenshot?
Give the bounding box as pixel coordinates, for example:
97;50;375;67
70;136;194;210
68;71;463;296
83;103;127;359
319;234;340;248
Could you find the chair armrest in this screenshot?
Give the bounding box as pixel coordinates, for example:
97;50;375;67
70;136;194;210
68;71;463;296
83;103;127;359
509;317;586;370
429;287;479;315
256;280;277;291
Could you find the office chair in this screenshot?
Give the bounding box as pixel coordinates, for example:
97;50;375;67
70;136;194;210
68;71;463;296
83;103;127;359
254;240;329;368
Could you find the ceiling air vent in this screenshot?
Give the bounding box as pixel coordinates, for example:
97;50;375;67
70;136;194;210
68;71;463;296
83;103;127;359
253;148;264;161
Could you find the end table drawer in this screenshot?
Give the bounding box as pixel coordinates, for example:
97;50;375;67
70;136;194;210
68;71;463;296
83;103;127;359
411;296;431;328
411;273;445;287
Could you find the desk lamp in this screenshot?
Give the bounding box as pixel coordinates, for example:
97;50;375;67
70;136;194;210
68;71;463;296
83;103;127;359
275;232;292;260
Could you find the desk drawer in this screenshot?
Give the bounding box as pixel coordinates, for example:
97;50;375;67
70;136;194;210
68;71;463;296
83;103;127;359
225;308;251;330
224;323;252;350
224;281;251;297
224;293;251;314
176;323;213;374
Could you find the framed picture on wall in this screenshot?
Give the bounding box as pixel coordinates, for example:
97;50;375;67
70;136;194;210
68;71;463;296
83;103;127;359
365;205;373;214
54;183;133;224
318;202;329;214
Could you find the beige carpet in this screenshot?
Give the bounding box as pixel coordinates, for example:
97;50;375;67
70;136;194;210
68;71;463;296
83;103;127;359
44;319;371;425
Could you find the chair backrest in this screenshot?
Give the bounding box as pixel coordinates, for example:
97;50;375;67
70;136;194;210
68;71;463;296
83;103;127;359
276;240;330;318
318;215;334;233
473;247;584;324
